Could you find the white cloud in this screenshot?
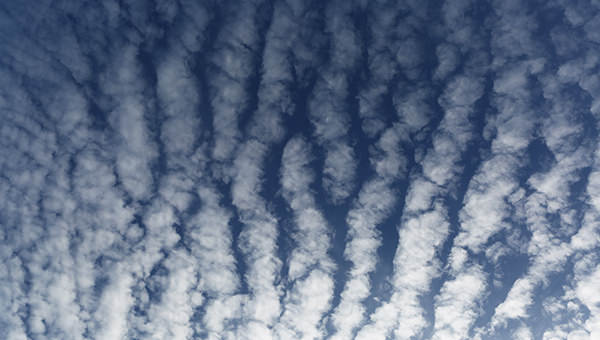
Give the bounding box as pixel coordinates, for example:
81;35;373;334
203;294;244;339
575;264;600;339
514;324;534;340
0;255;28;340
492;278;536;327
322;142;356;204
357;0;431;138
208;1;262;162
329;177;396;340
355;48;485;339
187;186;240;334
434;43;460;81
277;269;334;340
156;45;202;158
102;45;158;201
144;251;197;340
307;0;362;204
95;267;134;340
232;140;282;337
329;122;410;340
3;1;600;340
275;136;335;339
432;265;487;340
489;30;594;329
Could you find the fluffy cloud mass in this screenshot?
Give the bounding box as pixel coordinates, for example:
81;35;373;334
1;0;599;340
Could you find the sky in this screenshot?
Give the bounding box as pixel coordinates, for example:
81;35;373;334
1;0;600;339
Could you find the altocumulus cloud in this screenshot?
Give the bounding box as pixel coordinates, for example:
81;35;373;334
1;1;600;340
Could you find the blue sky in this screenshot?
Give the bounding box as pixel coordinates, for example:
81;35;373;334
1;0;600;339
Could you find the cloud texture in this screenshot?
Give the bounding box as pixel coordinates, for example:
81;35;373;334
1;1;600;340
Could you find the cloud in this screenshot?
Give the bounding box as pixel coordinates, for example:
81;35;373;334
225;0;338;335
156;45;202;158
101;44;158;201
275;136;335;339
306;0;361;204
144;251;198;340
0;254;27;340
328;123;409;340
207;1;263;163
574;264;600;339
187;186;240;336
357;40;488;340
355;74;484;340
232;140;282;338
321;142;356;204
431;265;487;340
490;50;594;335
94;266;134;340
329;177;397;340
513;324;534;340
2;1;600;340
